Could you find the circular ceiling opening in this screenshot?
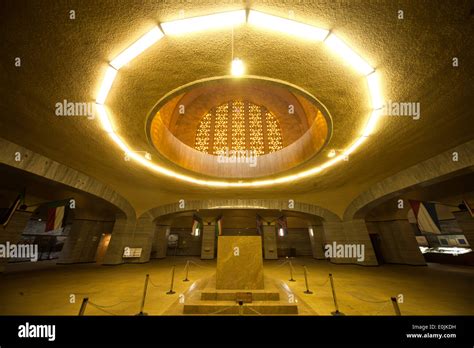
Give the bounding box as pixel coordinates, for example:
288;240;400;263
146;76;332;179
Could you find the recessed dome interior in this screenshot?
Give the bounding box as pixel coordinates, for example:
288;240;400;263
147;77;332;178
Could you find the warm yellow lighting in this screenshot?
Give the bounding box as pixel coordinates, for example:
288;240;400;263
248;10;329;41
279;228;284;237
95;104;114;133
309;228;314;237
325;34;374;76
344;136;367;156
96;66;117;105
328;149;336;158
362;109;382;136
161;10;246;35
95;9;385;188
110;27;164;70
367;71;383;109
231;58;245;76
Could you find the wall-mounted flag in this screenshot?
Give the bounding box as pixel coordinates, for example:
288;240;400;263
409;200;441;234
191;214;202;236
45;200;68;232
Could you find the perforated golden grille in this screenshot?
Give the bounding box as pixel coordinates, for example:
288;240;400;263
213;104;229;155
194;112;211;153
231;101;246;154
265;111;283;153
249;103;265;156
195;101;283;156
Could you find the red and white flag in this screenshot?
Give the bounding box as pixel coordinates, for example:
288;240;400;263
46;205;65;232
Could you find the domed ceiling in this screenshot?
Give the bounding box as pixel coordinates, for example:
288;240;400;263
147;77;332;178
0;1;472;216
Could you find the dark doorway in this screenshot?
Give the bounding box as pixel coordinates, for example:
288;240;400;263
369;233;384;265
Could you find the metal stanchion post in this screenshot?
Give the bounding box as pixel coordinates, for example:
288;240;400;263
183;260;190;282
136;274;149;316
391;297;401;316
167;265;176;294
329;273;344;316
238;301;244;316
78;297;89;316
303;265;313;294
289;260;296;282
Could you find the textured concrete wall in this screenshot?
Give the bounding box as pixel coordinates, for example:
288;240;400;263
367;220;426;265
309;225;325;259
151;225;168;259
103;217;134;265
0;211;31;272
146;199;340;223
58;220;114;264
168;228;202;256
322;219;378;266
262;225;277;259
344;140;474;221
278;228;313;256
201;224;216;260
0;138;136;220
453;211;474;247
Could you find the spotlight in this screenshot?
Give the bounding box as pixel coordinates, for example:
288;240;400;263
328;149;336;158
231;58;245;76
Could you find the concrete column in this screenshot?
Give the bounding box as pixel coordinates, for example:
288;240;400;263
375;220;425;265
0;211;31;273
151;225;169;259
262;225;278;259
57;220;104;264
129;216;154;263
322;219;378;265
321;220;344;263
308;225;325;259
201;224;216;259
103;216;136;265
453;211;474;247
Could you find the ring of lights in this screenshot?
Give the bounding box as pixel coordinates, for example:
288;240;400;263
95;9;383;188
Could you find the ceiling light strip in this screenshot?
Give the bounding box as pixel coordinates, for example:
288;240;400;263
110;27;164;70
96;66;117;105
161;10;246;35
247;10;329;41
95;104;114;133
96;9;384;187
324;34;375;76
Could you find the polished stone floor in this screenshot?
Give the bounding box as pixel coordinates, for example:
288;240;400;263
0;257;472;315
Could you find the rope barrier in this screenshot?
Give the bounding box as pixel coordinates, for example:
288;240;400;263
188;260;214;269
88;301;120;316
148;277;160;288
85;298;139;308
344;292;391;304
